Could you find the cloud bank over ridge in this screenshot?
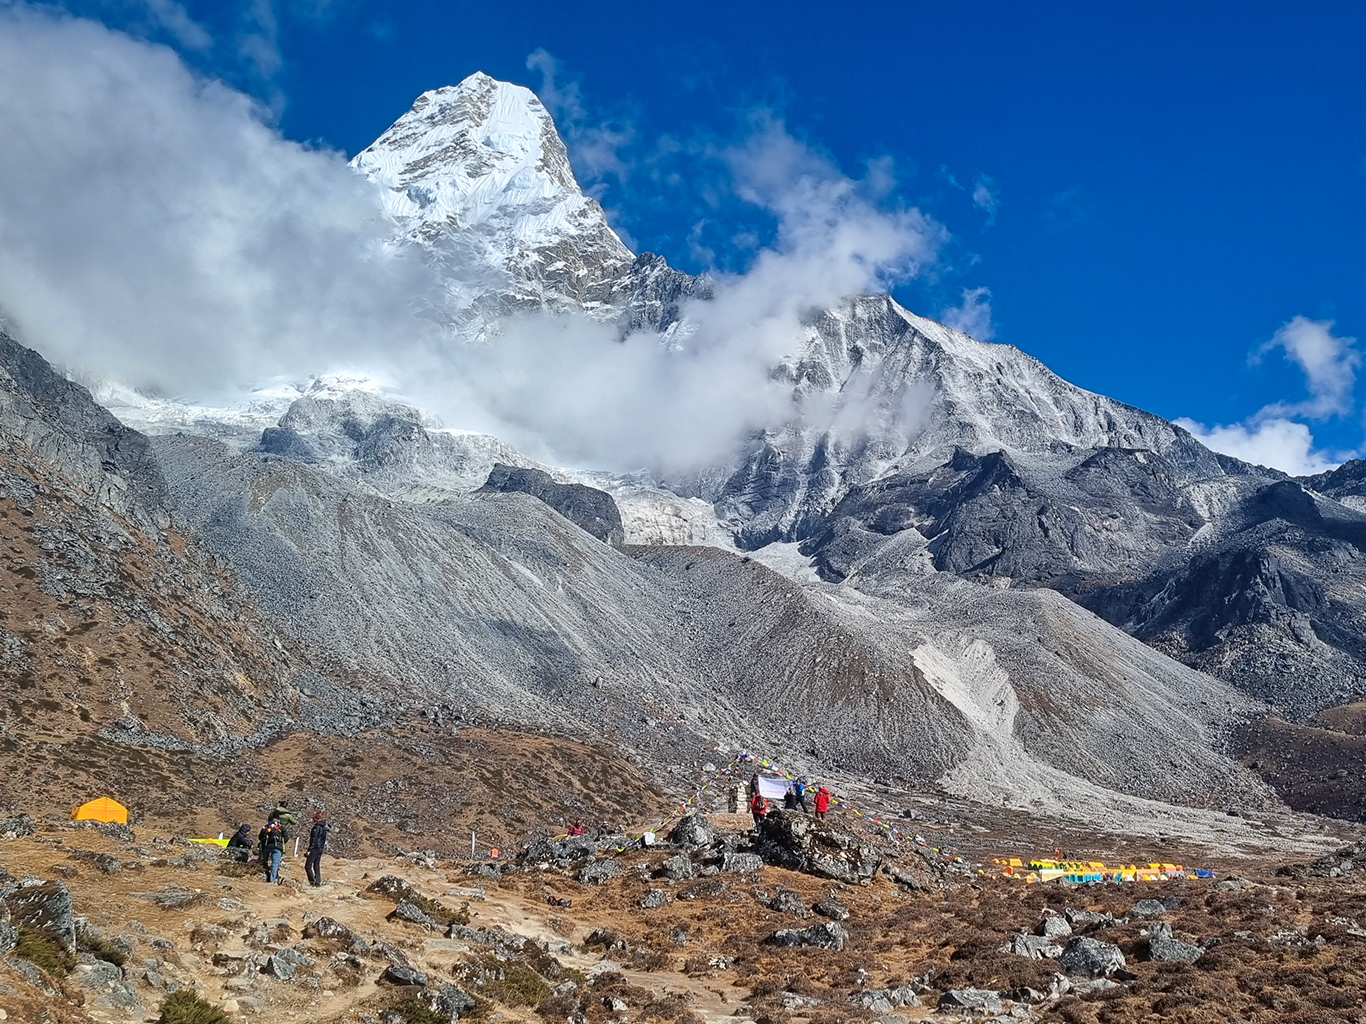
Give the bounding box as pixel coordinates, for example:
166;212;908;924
0;6;944;475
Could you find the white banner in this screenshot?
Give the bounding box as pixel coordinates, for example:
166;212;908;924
757;776;789;800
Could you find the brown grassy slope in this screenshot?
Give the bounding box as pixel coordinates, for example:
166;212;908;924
0;722;668;858
1234;715;1366;823
0;446;295;745
1311;702;1366;736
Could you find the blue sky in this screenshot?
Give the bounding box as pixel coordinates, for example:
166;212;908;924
18;1;1366;472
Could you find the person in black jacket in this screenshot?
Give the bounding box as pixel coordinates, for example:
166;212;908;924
225;824;253;862
305;811;328;887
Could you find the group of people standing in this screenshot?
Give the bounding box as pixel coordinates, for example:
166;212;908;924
224;799;330;886
747;774;831;826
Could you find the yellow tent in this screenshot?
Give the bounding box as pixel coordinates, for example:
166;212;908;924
72;796;128;824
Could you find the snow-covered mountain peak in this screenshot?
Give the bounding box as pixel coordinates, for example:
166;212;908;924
351;72;637;330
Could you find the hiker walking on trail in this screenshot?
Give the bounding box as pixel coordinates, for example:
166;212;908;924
305;811;328;887
814;786;831;820
750;789;768;828
268;799;299;829
260;818;288;882
794;778;810;813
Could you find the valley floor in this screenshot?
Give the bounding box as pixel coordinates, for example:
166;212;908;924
1;733;1365;1024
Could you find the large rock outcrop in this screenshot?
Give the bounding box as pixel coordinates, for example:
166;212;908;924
756;812;882;882
480;464;624;545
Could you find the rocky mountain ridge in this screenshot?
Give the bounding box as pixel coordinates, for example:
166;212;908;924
344;74;1366;723
0;327;1293;841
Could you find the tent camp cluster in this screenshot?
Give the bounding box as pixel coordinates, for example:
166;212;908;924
994;857;1214;883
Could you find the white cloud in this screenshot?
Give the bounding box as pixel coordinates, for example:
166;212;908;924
526;48;634;185
237;0;281;84
432;116;947;473
1178;316;1362;475
0;7;443;397
971;174;998;224
1253;315;1359;420
0;8;947;478
1175;417;1340;476
136;0;211;50
940;286;993;341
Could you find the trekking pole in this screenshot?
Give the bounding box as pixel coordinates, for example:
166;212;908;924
471;830;476;860
294;837;300;858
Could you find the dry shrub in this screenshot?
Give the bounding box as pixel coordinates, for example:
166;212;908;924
14;928;75;979
158;990;233;1024
384;999;447;1024
1057;998;1099;1024
76;923;127;968
750;976;786;998
535;992;580;1021
627;947;671;971
640;993;699;1024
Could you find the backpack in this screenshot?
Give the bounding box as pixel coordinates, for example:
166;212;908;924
263;820;286;851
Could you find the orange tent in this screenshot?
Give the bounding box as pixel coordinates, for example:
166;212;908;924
71;796;128;824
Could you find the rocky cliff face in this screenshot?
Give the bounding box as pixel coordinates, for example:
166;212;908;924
0;330;167;528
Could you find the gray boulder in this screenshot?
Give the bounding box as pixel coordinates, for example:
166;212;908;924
1039;911;1072;938
1064;908;1114;927
1000;932;1063;959
366;876;423;901
677;880;726;900
640;889;670;909
0;815;34;840
262;955;296;981
481;465;625;545
384;964;429;986
767;922;848;952
578;859;622;885
418;983;477;1021
757;812;881;883
767;889;807;916
668;814;715;849
390;900;439;930
1128;898;1177;918
721;852;764;874
584;928;628;952
302;917;356;943
1149;936;1204;963
814;895;850;921
1060;936;1126;977
937;989;1003;1014
660;854;695;880
0;905;15;955
521;836;597;869
71;959;124;991
856;985;920;1009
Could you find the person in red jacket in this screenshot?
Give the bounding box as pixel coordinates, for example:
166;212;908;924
814;786;831;819
749;789;768;828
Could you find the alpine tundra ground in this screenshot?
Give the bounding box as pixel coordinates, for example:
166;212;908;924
0;727;1363;1024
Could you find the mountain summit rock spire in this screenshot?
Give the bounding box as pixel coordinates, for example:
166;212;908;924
351;71;636;332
